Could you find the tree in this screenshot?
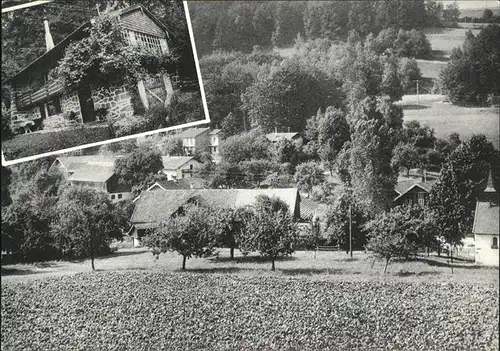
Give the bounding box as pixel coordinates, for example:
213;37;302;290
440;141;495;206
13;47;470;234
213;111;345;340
142;204;215;270
219;129;271;164
400;58;422;91
240;196;298;270
391;143;420;176
114;144;164;195
1;166;12;207
220;112;242;139
440;25;500;106
324;189;369;253
162;135;183;156
242;60;337;132
211;206;253;259
1;103;12;140
99;139;138;155
294;161;324;195
483;9;493;21
442;3;460;24
240;159;280;188
366;205;426;273
429;135;498;259
53;186;126;270
381;58;404;102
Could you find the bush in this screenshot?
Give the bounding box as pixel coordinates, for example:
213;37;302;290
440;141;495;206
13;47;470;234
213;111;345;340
2;124;112;160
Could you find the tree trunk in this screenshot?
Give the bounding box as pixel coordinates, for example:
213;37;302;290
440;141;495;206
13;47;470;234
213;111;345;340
383;258;390;274
182;255;187;270
91;255;95;271
271;259;275;271
230;247;234;260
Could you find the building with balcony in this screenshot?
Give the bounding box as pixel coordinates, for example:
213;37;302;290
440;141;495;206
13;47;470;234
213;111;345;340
7;5;173;133
175;127;211;156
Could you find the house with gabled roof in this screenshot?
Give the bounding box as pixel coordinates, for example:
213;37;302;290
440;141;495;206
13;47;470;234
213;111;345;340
265;132;302;144
129;188;301;247
394;179;436;207
473;171;499;266
174;127;211;155
161;156;201;180
7;4;173;133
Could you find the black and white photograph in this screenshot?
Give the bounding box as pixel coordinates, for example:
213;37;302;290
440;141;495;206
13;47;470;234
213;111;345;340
1;0;208;164
1;0;500;350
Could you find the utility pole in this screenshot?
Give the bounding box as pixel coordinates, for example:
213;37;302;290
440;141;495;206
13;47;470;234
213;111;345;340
348;203;352;258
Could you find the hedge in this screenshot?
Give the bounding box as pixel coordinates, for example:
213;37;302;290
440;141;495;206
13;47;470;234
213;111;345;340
2;124;113;160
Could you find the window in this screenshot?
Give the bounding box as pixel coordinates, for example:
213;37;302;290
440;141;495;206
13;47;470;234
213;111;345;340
134;32;164;54
46;97;61;117
111;194;116;200
492;237;498;250
118;194;122;199
418;193;425;206
190;164;194;170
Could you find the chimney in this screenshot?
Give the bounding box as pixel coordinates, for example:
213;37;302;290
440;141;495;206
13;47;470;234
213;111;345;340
44;18;55;52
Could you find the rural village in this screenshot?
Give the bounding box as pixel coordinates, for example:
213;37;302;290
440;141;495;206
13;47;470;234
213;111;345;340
1;1;500;350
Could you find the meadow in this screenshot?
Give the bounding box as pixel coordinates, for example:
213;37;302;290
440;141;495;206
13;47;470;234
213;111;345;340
423;27;481;60
1;248;498;350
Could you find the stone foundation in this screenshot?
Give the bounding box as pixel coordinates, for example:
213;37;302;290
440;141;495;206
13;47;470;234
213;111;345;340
91;85;134;123
60;91;83;124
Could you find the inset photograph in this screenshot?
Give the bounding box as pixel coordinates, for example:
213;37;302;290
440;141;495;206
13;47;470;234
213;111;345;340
1;0;207;164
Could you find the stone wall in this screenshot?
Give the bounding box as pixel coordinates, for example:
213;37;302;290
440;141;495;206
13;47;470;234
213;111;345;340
60;91;83;123
91;85;134;124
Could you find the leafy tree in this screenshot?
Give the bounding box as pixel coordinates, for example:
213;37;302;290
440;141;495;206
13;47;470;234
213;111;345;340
272;2;305;47
242;60;336;132
442;3;460;24
263;172;295;189
429;135;498;259
162;135;184;156
211;206;254;259
52;186;126;270
272;138;300;169
324;189;369;253
99;139;138;155
142;204;215;270
391;143;420;176
240;159;280;188
440;25;500;106
424;0;444;27
220;112;242;139
294;161;324;195
381;58;404;102
1;166;12;207
240;196;298;270
1;103;12;140
254;194;291;216
366;205;427;273
400;58;422;91
394;29;432;59
348;97;399;216
306;107;350;174
219;129;271;164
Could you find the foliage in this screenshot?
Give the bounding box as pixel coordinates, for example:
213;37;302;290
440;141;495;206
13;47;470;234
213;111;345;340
2;272;498;350
305;107;350;173
1;166;12;207
1;102;12;139
240;198;298;270
391;142;421;176
440;25;500;106
220;112;243;139
219;129;271;164
162;135;183;156
429;135;498;248
366;205;429;272
381;58;404;102
348;97;399;216
324;189;369;252
239;159;281;188
400;58;422;91
114;144;164;195
294;161;324;195
142;204;216;270
242;59;339;132
99;139;138;155
51;186;126;270
272;139;301;169
2;125;112;161
210;206;253;259
55;15;175;91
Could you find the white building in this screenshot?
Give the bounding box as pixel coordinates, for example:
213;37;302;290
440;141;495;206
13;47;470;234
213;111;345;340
473;171;499;267
161;156;201;180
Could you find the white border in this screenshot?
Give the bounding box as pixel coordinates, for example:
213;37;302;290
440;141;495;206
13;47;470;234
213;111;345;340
2;0;210;166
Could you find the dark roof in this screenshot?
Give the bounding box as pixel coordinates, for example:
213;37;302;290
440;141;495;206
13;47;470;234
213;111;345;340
131;188;299;227
300;197;321;221
473;200;499;235
8;4;168;83
162;156;199;170
175;127;211;138
395;179;436;199
68;165;115;183
148;180;191;191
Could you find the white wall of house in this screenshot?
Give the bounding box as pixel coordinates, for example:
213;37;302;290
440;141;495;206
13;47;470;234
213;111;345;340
474;234;499;266
163;159;201;180
109;192;134;203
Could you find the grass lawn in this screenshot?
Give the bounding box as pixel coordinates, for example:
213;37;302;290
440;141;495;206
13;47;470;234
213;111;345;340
397;94;500;148
1;248;498;350
423;27;482;60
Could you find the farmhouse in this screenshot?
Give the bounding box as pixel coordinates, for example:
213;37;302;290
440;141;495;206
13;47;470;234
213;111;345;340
161;156;201;180
394;179;436;206
175;127;211;155
7;4;173;133
473;172;499;267
50;155;133;202
129;188;301;247
265;132;302;144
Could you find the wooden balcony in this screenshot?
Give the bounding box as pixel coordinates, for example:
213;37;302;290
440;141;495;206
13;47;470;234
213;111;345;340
16;80;64;109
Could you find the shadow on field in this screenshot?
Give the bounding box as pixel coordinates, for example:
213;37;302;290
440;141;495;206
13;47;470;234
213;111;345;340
401;104;430;110
280;268;361;276
184;267;247;274
210;255;297;264
1;267;46;276
415;257;481;269
395;270;442;277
